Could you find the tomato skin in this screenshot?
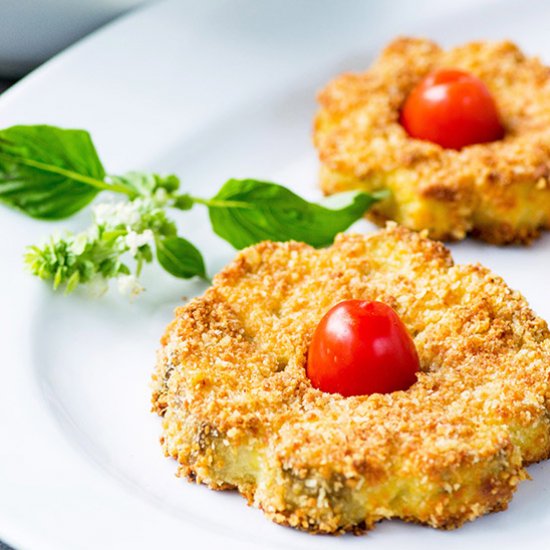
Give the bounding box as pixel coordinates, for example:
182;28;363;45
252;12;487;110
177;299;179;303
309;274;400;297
400;69;505;149
306;300;419;397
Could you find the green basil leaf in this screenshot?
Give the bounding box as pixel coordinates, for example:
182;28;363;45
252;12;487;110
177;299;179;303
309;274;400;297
0;125;109;219
207;179;384;249
156;235;206;279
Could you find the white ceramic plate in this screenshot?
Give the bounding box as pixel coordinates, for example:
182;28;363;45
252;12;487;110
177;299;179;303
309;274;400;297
1;1;550;548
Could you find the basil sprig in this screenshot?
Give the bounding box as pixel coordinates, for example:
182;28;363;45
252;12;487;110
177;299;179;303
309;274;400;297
0;124;386;295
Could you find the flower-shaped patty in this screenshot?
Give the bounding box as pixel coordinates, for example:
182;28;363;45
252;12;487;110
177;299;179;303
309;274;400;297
152;225;550;533
314;38;550;244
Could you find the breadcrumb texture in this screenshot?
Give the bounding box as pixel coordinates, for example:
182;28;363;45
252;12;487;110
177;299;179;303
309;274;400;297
314;37;550;244
152;225;550;534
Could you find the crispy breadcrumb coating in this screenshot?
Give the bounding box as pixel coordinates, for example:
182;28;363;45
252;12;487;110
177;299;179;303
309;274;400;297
314;37;550;244
152;225;550;533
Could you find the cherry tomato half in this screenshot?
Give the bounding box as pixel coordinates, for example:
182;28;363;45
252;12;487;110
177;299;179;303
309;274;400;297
400;68;504;149
306;300;419;397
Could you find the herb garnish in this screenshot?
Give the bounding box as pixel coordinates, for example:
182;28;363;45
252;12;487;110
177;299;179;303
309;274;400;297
0;125;385;297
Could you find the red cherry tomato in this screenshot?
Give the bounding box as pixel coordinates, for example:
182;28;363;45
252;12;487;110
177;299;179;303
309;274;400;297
400;68;504;149
306;300;419;397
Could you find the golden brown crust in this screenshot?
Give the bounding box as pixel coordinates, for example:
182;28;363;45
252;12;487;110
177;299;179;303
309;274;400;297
314;37;550;244
151;225;550;533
